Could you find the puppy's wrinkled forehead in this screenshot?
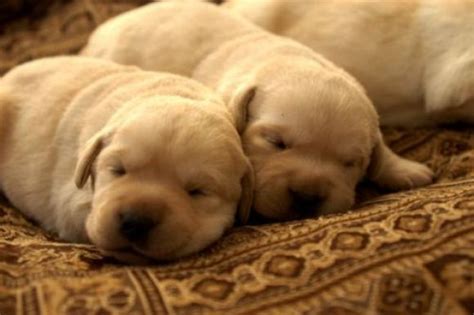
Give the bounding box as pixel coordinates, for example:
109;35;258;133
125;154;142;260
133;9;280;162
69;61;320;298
112;101;244;173
254;70;378;146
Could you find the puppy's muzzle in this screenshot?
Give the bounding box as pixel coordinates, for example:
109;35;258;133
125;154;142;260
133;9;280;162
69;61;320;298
290;190;326;217
119;212;156;244
289;177;330;218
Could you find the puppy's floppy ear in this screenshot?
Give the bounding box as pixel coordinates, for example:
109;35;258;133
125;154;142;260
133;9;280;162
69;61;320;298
74;129;113;189
228;84;257;134
367;130;433;190
237;159;255;224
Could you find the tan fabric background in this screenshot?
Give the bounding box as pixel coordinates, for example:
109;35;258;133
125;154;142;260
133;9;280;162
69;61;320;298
0;1;473;314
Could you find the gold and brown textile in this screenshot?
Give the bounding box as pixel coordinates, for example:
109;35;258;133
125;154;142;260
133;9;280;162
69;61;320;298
0;1;473;314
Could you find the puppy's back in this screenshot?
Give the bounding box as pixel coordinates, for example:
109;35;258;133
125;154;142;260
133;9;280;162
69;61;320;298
82;1;259;76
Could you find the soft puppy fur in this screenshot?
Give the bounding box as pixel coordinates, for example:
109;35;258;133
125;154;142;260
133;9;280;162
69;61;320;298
225;0;474;127
0;56;252;262
82;2;433;221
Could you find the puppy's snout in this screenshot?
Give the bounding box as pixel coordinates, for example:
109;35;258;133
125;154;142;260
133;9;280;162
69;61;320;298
290;189;327;217
288;172;332;217
119;212;156;243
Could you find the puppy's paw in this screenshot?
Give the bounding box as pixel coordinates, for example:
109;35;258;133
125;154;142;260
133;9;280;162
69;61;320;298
375;157;434;191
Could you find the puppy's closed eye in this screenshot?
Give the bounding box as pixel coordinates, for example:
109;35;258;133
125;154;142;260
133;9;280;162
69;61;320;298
263;132;288;150
185;179;212;198
342;157;363;169
109;164;126;177
187;187;207;198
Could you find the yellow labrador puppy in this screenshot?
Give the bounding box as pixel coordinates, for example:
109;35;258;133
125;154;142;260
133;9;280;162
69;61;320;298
82;2;433;221
0;56;253;262
225;0;474;126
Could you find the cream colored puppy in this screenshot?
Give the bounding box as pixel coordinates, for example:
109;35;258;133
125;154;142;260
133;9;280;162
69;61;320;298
226;0;474;126
0;56;253;262
82;2;433;221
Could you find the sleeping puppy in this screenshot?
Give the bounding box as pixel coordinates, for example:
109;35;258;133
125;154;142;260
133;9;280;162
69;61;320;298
0;56;252;262
225;0;474;126
82;1;433;221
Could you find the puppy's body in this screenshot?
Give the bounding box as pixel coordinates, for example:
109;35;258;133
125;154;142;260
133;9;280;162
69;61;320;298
0;57;251;261
83;2;433;220
82;2;337;103
225;0;474;126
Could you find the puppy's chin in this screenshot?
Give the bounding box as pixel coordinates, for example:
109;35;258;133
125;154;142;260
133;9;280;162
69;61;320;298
100;245;189;264
85;213;193;262
101;249;154;265
255;196;355;221
89;232;192;263
317;196;355;216
85;203;234;263
254;181;355;221
96;228;224;264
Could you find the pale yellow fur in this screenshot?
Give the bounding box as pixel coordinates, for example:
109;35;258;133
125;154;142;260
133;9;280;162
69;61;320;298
82;1;433;220
226;0;474;126
0;56;251;262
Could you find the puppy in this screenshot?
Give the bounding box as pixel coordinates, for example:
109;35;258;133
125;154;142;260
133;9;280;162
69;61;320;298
225;0;474;126
0;56;253;262
82;2;433;221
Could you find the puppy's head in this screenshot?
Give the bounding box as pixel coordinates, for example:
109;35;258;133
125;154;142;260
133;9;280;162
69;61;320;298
226;58;380;220
74;97;252;261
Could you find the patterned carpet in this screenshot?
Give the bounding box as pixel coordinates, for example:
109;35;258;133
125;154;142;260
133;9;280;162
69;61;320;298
0;1;473;314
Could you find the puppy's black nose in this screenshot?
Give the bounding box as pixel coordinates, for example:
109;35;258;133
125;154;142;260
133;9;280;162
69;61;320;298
119;213;155;243
290;189;325;218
